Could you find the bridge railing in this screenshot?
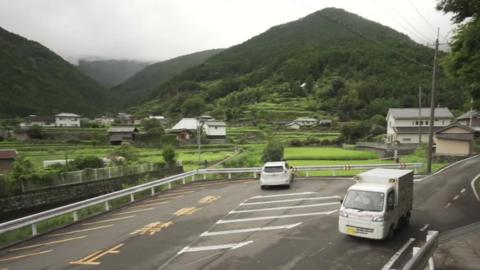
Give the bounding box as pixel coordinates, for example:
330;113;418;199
402;230;439;270
0;163;422;248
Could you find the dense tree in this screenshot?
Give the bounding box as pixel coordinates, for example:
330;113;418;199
181;97;206;117
71;156;104;170
162;145;177;166
437;0;480;106
262;140;284;162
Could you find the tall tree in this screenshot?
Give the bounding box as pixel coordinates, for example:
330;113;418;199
437;0;480;106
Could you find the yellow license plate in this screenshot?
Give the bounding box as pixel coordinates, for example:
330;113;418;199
346;227;357;235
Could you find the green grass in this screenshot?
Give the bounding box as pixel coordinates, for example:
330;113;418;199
0;226;32;248
285;147;378;160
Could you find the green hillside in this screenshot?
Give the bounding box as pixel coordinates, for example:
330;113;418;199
0;26;112;117
77;59;150;87
114;49;223;107
134;8;467;122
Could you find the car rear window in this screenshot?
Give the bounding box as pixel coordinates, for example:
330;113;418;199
263;166;284;173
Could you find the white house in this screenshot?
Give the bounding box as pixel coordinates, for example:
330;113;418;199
203;121;226;138
55;113;81;127
386;108;453;144
94;116;115;127
286;117;318;130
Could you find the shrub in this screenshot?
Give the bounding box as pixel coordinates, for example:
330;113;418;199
71;156;104;170
26;125;45;140
111;143;140;162
289;139;303;147
162;145;177;166
262;140;284;162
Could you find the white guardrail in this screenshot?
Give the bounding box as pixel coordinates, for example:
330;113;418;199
402;230;439;270
0;163;423;243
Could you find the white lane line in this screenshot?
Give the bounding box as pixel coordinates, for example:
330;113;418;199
419;224;429;232
381;238;415;270
453;195;460;201
230;202;340;214
177;241;254;254
249;192;318;199
218;210;337;224
200;222;302;237
240;196;340;206
460;188;466;194
445;202;452;208
471;174;480;201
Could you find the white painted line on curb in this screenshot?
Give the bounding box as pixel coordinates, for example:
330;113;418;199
240;196;340;206
218;210;337;224
381;238;415;270
200;222;302;237
177;241;254;254
230;202;340;214
249;192;318;200
471;174;480;202
419;224;429;232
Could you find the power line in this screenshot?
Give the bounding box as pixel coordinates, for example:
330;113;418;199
317;12;432;69
372;0;432;44
407;0;437;32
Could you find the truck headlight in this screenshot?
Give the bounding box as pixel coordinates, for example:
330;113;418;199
339;210;348;218
372;216;384;222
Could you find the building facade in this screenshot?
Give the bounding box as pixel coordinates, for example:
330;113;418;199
435;124;475;156
55;113;81;127
386;108;453;144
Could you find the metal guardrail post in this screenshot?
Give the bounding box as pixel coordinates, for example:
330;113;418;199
228;173;232;180
130;193;135;202
168;183;172;189
402;230;438;270
31;224;37;236
105;201;110;211
182;178;186;185
151;187;155;196
203;174;207;180
253;172;257;179
73;211;78;222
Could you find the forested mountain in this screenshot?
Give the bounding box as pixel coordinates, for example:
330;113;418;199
0;26;111;117
113;49;223;107
134;8;468;121
77;59;150;88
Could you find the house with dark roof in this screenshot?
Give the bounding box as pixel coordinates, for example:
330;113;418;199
456;110;480;132
435;123;475;156
107;127;138;145
0;149;17;174
386;108;453;144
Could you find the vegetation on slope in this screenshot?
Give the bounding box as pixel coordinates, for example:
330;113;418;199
77;59;150;88
0;26;112;117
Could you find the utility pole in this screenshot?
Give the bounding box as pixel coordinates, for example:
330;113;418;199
427;28;440;174
418;86;422;144
470;97;473;128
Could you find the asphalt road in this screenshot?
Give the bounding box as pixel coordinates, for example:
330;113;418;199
1;156;479;270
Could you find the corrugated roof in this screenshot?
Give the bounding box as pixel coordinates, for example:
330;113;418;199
56;113;80;117
457;110;480;120
436;133;473;141
0;150;17;159
171;118;198;130
436;123;475;134
387;108;453;119
107;127;138;133
204;121;226;127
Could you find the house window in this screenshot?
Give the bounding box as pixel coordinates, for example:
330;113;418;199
415;121;419;126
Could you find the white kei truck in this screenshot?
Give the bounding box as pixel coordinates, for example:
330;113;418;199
338;168;413;240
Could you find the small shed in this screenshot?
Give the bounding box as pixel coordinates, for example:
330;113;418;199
203;121;226;138
108;127;138;145
0;149;17;174
435;124;475;156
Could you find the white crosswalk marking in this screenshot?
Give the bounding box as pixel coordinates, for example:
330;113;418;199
217;210;337;224
240;196;341;206
248;192;318;199
230;202;339;214
177;241;254;254
200;223;302;237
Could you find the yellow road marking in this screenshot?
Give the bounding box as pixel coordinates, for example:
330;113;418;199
9;235;87;252
174;207;200;216
112;207;155;216
130;221;173;236
81;215;135;226
70;243;124;265
198;195;221;204
49;224;113;237
132;201;169;208
0;249;52;262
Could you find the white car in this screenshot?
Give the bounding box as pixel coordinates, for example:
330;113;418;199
260;161;294;189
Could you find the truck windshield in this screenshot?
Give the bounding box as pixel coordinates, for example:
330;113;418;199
263;166;284;173
343;190;385;212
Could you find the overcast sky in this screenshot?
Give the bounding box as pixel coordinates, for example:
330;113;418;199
0;0;455;64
